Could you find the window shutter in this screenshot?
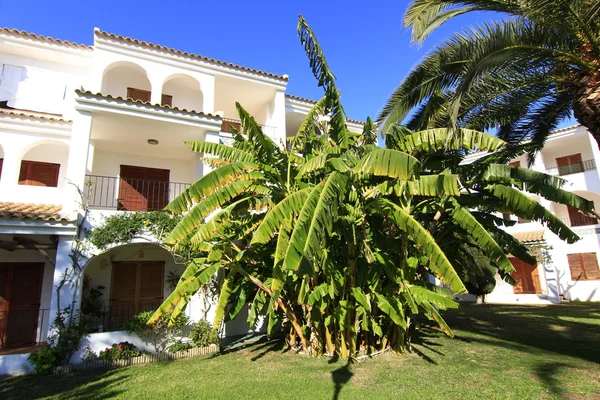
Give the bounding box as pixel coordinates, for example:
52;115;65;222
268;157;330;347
18;160;59;187
556;153;583;176
161;94;173;107
127;87;151;103
139;262;164;312
567;205;597;227
509;161;521;167
568;254;585;280
221;120;242;133
582;253;600;280
110;263;137;303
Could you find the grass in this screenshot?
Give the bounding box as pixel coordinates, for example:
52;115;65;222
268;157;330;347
1;303;599;399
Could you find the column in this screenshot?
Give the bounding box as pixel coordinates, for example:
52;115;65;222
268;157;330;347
271;90;286;147
47;237;80;336
199;75;215;115
64;110;93;214
194;131;220;180
0;141;24;199
150;76;164;105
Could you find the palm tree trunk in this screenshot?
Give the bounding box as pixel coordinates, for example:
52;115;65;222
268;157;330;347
572;74;600;144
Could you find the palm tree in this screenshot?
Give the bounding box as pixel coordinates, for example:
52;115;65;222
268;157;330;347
149;15;593;359
379;0;600;155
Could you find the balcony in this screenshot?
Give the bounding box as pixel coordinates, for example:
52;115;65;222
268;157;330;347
85;175;190;211
546;159;596;176
220;118;280;143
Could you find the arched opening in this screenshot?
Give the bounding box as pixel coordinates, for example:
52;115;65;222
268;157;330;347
18;140;69;187
81;243;188;332
161;74;203;112
101;62;151;101
552;190;600;227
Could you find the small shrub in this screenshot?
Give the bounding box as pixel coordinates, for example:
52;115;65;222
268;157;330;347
28;346;58;375
167;341;192;353
124;311;189;352
189;320;219;348
98;342;146;361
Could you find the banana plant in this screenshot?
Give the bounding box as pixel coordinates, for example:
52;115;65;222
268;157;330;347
150;15;592;359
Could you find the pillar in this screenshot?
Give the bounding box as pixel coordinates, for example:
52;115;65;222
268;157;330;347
64;110;93;214
271;90;286;147
199;75;215;115
194;131;221;180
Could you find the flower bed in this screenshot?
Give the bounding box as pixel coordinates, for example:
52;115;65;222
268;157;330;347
55;344;219;374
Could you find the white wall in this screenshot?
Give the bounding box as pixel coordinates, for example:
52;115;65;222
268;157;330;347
90;149;196;184
162;77;203;112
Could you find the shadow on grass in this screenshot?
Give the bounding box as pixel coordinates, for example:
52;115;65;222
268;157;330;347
534;362;573;400
442;303;600;365
0;369;129;400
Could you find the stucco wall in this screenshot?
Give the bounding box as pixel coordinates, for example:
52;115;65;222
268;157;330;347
90;149;195;185
101;66;151;99
162;77;203;112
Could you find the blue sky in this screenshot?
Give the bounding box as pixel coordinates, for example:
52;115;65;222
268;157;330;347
1;0;491;122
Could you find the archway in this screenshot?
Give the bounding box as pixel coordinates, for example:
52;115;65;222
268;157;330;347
18;140;69;187
161;74;203;111
101;61;151;101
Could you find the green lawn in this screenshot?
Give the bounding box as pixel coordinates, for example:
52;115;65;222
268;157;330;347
1;304;599;400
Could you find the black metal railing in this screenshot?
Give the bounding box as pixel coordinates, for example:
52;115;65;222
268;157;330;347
86;303;163;333
561;215;599;227
0;308;49;349
547;159;596;176
85;175;190;211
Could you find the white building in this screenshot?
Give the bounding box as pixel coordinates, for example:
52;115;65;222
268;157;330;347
463;125;600;305
0;27;364;374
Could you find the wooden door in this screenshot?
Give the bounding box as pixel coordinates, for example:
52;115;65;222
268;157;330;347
0;263;44;348
509;258;541;294
556;153;583;176
118;165;170;211
109;262;137;330
110;262;164;329
567;205;597;227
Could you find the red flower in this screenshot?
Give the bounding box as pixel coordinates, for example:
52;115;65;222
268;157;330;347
118;344;124;351
104;348;110;353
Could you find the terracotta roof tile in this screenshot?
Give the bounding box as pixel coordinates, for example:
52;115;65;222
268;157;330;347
347;118;366;126
95;29;288;82
512;230;545;244
0;202;71;222
0;108;71;123
0;28;91;50
286;94;317;104
74;90;222;119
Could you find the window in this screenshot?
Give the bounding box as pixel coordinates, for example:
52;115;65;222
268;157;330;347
221;120;242;133
126;87;151;103
118;165;170;211
556;154;583;176
18;160;60;187
567;205;597;227
567;253;600;280
161;94;173;107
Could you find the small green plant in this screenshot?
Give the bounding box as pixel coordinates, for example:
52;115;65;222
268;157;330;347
189;320;219;348
81;286;105;316
89;212;181;250
124;311;189;352
28;346;58;375
166;270;181;291
167;341;192;353
98;342;146;361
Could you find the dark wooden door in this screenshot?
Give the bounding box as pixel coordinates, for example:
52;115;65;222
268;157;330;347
118;165;170;211
110;262;164;329
556;153;583;176
509;258;541;294
0;263;44;348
